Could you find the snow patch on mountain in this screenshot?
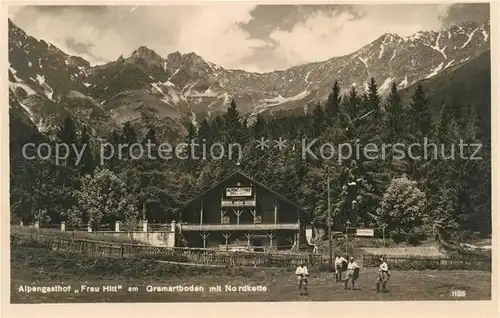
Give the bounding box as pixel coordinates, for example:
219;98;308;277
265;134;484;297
168;90;181;105
379;44;385;59
220;92;231;105
461;28;479;49
190;110;198;128
428;32;447;59
66;90;100;107
389;48;397;63
168;69;180;82
263;90;309;105
444;59;455;69
10;82;37;97
305;69;314;84
426;62;444;79
398;76;408;88
378;77;394;93
18;101;36;124
481;26;489;41
9;66;23;82
191;87;218;98
358;56;368;69
35;74;54;100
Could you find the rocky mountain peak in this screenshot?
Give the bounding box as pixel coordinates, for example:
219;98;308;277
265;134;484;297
8;18;491;141
166;51;182;68
129;46;163;66
181;52;211;71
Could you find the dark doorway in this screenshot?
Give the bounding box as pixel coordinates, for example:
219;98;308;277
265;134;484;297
253;237;264;252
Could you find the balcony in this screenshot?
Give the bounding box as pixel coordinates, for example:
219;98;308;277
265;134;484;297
221;199;256;207
179;223;300;231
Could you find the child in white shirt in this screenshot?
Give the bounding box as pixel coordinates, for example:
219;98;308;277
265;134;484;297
377;257;390;292
344;257;360;290
334;254;347;282
295;262;309;295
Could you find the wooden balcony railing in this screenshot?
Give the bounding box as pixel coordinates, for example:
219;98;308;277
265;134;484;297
179;223;299;231
221;200;256;207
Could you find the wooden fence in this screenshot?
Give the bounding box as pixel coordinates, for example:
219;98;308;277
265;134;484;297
362;252;491;270
11;232;325;268
11;232;490;270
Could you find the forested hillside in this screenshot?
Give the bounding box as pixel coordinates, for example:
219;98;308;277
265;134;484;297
10;49;491;243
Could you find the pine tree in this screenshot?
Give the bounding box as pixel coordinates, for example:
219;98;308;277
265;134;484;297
103;129;123;168
407;84;432;181
122;122;138;144
325;81;341;126
423;101;461;234
222;99;247;144
197;119;214;144
212;116;224;141
312;102;326;137
410;84;432;140
56;116;78;166
183;123;198;172
384;82;404;143
251;113;268;138
339;86;359;140
140;127;160;170
79;125;96;175
367;78;382;122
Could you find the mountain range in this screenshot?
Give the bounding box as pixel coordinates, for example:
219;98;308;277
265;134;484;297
8;18;491;142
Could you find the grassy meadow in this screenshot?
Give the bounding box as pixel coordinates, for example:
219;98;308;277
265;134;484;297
10;246;491;303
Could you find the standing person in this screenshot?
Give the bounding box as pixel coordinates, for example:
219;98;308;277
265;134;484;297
334;253;347;282
295;261;309;296
344;257;360;290
376;257;390;292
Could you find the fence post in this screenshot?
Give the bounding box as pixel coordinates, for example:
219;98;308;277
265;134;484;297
115;221;120;232
87;222;92;232
143;220;148;232
34;221;40;228
61;221;66;232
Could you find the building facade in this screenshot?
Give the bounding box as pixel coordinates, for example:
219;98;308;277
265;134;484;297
175;171;310;252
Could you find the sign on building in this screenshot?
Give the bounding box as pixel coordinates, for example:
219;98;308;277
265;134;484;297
356;228;375;237
226;187;252;197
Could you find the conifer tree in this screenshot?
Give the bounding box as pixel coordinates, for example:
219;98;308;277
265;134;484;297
56;116;78;166
312;102;326;137
183;123;198;172
222;99;246;144
339;86;359;140
79;125;96;175
197;119;214;144
122;122;138;145
384;82;404;143
325;81;341;126
366;78;382;122
410;84;432;140
251;113;268;138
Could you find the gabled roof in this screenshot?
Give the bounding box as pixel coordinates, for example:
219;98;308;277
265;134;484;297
174;170;304;214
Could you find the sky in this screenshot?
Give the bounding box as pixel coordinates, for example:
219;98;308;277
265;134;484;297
8;3;490;73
